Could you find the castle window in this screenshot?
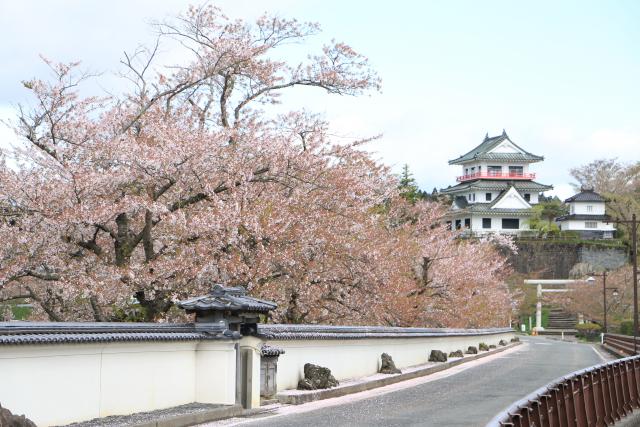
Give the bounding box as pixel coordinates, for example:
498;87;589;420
585;221;597;229
502;218;520;229
587;205;593;212
524;193;530;202
508;166;524;177
464;218;471;228
488;166;501;176
485;193;492;201
482;218;491;229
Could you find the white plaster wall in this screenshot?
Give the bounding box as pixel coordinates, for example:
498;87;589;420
0;340;236;426
270;332;514;391
471;215;530;232
468;191;498;203
572;202;606;215
560;219;615;231
468;190;537;205
195;341;237;406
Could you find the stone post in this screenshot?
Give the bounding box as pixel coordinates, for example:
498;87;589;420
534;283;544;332
239;336;263;409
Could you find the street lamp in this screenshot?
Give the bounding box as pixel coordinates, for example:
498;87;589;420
608;213;639;354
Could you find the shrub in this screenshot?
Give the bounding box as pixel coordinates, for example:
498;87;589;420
576;322;602;341
619;320;634;336
559;230;581;239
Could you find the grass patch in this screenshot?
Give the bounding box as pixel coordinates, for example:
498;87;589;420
542;307;550;329
12;304;32;320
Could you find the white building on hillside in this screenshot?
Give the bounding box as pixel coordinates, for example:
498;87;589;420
556;189;615;239
440;130;552;235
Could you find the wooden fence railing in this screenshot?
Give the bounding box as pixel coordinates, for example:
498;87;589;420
603;333;638;357
487;353;640;426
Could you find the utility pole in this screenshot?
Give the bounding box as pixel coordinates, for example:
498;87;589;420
590;270;611;332
603;270;608;333
613;214;638;353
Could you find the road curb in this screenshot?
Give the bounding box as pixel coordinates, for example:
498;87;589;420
277;341;522;405
127;404;243;427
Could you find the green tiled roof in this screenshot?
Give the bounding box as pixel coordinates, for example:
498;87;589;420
440;180;552;194
448;131;544;165
448;184;533;216
459;204;533;216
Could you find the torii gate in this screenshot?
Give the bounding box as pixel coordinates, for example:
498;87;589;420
524;279;584;332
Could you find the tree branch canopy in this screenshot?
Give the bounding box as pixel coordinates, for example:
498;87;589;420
0;4;512;327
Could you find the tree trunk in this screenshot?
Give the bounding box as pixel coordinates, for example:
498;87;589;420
134;290;173;321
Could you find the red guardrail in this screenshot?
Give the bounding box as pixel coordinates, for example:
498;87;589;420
487;353;640;426
456;172;536;182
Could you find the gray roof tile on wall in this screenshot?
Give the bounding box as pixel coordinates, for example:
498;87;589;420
257;324;513;340
178;285;277;314
0;322;229;346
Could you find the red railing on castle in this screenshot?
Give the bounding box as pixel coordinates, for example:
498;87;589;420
457;172;536;182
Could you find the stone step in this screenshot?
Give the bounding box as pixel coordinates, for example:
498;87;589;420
539;329;578;336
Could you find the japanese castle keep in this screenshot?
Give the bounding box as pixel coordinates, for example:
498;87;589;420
440;130;552;235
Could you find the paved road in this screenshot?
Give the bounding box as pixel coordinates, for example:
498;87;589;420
210;337;612;427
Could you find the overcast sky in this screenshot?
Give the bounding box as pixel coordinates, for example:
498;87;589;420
2;0;639;199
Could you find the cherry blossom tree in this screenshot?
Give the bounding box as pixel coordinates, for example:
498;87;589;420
548;266;635;327
0;4;513;327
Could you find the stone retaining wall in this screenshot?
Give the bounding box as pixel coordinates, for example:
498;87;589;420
509;241;627;278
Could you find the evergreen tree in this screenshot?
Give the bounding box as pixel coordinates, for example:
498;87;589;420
398;164;422;204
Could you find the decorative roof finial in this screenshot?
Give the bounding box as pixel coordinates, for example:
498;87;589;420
484;132;489;141
502;129;507;136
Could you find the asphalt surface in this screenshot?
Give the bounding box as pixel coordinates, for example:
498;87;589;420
214;336;613;427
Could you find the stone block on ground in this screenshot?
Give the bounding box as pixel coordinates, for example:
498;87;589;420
499;339;508;346
478;342;489;351
466;346;478;354
379;353;401;374
489;344;496;349
448;350;464;358
428;349;447;362
511;337;520;342
297;363;339;390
